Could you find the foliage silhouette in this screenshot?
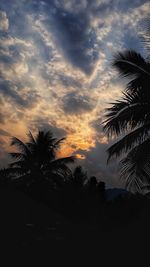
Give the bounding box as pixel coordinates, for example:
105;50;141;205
1;130;106;223
1;148;149;248
7;130;75;189
103;19;150;192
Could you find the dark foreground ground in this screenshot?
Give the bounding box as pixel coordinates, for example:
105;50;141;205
0;187;150;264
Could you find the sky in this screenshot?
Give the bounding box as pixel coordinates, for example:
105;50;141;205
0;0;150;188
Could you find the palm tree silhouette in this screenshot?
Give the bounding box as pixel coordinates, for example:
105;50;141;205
103;20;150;191
72;166;87;188
8;130;75;186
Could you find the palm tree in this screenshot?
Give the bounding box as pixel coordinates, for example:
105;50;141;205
72;166;87;188
7;130;75;187
103;20;150;192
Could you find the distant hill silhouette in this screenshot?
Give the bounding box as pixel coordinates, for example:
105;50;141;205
105;188;129;201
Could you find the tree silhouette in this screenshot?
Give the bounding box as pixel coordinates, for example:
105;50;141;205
71;165;87;188
97;181;106;202
7;130;75;187
103;19;150;192
58;166;87;217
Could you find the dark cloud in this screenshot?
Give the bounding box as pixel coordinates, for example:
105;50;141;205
30;118;67;138
90;118;104;133
0;78;41;108
0;53;19;65
45;0;148;74
0;0;98;74
58;74;82;88
47;8;98;74
0;79;26;106
0;0;148;75
62;92;95;114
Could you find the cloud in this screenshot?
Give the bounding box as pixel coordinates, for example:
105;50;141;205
0;0;148;76
0;79;27;106
0;11;9;31
0;129;10;137
58;74;82;88
54;0;88;13
46;0;148;74
62;92;96;114
0;78;41;108
30;118;67;138
48;9;99;74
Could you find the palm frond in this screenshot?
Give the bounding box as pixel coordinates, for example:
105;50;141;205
107;123;150;161
120;140;150;191
37;130;56;144
8;130;75;183
53;137;66;149
55;164;73;179
27;131;36;145
104;28;150;193
45;163;73;181
126;75;150;93
9;152;26;160
104;99;149;137
113;50;150;78
49;156;76;167
9;160;28;168
11;137;31;155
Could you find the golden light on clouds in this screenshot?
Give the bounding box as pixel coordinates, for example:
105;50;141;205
75;154;86;160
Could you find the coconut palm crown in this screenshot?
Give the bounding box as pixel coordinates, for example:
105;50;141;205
103;20;150;192
7;130;75;184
